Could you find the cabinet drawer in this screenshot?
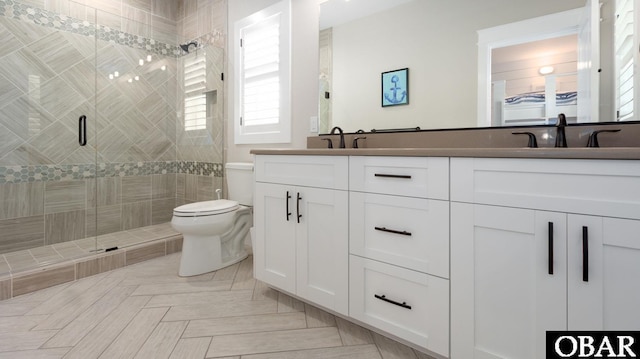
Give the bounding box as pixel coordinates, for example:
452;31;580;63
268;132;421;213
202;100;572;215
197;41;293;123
451;158;640;220
349;255;449;357
350;192;449;278
255;155;348;190
349;156;448;199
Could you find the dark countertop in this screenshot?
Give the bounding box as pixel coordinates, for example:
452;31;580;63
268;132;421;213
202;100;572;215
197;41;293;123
250;147;640;160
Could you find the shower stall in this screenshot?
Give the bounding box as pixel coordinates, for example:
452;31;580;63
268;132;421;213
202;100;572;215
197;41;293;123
0;0;225;281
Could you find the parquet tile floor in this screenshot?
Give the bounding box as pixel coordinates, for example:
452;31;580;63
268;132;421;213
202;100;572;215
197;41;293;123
0;253;436;358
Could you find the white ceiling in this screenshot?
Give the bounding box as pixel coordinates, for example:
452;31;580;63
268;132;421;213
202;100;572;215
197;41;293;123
319;0;414;30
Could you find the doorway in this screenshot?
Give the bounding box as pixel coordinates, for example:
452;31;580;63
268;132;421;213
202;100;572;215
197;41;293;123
477;0;600;127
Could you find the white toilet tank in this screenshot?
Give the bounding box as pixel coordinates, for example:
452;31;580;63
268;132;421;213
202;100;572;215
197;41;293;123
225;162;254;206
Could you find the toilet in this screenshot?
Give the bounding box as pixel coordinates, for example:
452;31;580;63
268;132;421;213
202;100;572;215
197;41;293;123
171;162;254;276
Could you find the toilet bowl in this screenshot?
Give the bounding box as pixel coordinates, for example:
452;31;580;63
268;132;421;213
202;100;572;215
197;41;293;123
171;163;254;276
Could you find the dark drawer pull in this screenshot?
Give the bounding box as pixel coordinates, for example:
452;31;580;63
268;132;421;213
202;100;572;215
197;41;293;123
374;173;412;179
374;294;412;310
374;226;412;236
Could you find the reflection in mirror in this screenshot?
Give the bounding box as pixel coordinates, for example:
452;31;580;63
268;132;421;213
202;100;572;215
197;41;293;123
491;35;578;127
317;0;610;133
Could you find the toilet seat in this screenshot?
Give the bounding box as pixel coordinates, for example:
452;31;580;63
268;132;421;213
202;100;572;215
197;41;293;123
173;199;239;217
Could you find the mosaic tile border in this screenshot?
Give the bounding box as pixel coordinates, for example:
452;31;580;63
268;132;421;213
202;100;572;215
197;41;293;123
177;161;224;177
0;0;182;57
0;161;223;184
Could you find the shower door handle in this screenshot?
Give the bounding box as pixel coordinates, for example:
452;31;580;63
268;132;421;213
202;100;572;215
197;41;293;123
78;115;87;146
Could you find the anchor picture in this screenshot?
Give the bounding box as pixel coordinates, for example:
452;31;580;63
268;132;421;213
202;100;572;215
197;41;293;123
382;68;409;107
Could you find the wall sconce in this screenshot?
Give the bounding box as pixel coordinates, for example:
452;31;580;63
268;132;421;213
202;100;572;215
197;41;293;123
539;66;554;75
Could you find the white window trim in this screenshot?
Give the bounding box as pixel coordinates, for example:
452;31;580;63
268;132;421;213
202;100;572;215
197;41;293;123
233;0;291;144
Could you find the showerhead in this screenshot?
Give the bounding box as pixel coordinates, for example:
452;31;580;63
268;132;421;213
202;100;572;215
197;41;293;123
180;41;198;53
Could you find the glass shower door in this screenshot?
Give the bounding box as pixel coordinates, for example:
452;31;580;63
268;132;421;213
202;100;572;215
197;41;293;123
0;2;99;274
93;12;177;251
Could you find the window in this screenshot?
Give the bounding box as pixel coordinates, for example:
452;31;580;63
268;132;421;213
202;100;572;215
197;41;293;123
615;0;635;121
184;52;207;131
234;0;291;144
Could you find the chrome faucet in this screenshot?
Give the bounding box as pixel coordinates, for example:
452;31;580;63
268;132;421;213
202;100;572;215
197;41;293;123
555;113;567;148
330;126;346;148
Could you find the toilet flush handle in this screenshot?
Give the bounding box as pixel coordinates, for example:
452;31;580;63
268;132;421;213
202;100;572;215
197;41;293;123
215;188;222;200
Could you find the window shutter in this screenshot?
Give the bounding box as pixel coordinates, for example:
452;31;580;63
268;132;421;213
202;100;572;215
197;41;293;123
184;53;207;131
615;0;635;120
233;0;291;144
241;15;280;127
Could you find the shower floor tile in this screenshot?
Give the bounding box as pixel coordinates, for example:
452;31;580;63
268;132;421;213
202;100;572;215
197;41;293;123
0;222;179;276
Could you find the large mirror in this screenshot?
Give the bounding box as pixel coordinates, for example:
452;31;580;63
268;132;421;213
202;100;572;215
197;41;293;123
318;0;624;133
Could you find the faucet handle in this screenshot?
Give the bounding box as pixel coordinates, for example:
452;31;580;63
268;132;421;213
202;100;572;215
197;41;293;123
353;136;367;148
321;138;333;149
215;188;222;200
556;113;567;126
587;129;621;148
512;132;538;148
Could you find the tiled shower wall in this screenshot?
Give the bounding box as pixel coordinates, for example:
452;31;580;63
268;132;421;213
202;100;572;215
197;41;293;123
0;0;227;255
319;28;332;134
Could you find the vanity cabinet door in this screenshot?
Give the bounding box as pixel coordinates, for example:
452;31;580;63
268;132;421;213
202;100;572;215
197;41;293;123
568;216;640;331
296;187;349;315
254;182;349;315
254;182;297;294
451;203;567;359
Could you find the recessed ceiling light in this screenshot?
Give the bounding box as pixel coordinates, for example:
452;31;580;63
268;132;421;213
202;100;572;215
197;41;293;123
539;66;554;75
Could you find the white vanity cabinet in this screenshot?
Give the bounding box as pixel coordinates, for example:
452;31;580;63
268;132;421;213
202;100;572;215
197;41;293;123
349;156;450;357
254;155;349;315
450;157;640;359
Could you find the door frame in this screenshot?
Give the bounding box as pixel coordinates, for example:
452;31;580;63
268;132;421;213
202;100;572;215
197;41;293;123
477;8;587;127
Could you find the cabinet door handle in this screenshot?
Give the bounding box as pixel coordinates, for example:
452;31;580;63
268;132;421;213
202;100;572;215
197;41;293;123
582;226;589;282
374;173;412;179
548;222;554;275
374;226;412;236
285;191;292;221
374;294;412;310
296;192;302;223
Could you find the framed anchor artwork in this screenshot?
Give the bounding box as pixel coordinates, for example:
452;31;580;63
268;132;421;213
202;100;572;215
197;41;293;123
381;68;409;107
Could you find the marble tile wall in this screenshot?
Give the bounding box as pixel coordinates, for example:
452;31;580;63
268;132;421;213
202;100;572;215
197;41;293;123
0;0;227;256
319;28;332;134
177;0;226;47
9;0;181;43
